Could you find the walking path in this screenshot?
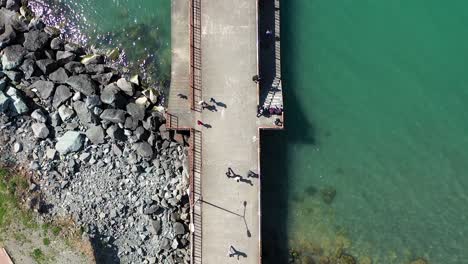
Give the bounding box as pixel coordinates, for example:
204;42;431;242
167;0;283;263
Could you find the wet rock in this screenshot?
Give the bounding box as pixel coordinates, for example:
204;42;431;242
85;125;105;144
64;43;84;54
23;30;49;51
48;68;69;83
337;254;356;264
36;59;58;74
81;54;104;65
55;131;83;154
1;44;27;70
30;80;55;99
31;123;49;139
320;186;336;204
66;74;97;96
85;63;105;74
100;109;126;123
52;85;72;108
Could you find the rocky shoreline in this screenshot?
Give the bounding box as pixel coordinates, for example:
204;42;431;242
0;1;190;263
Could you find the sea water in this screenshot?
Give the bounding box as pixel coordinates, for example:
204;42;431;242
262;0;468;263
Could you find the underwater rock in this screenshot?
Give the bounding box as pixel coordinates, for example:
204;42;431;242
337;253;356;264
320;186;336;204
409;259;428;264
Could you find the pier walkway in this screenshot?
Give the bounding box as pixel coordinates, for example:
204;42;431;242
167;0;283;263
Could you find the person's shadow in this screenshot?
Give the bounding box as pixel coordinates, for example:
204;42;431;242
229;246;248;260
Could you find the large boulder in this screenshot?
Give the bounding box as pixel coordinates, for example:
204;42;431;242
23;30;49;51
0;8;27;32
66;75;97;96
100;109;126;123
1;44;27;70
0;91;11;112
30;80;55;100
52;85;72;108
55;131;83;155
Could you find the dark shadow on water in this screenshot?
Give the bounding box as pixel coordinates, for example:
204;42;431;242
260;1;316;263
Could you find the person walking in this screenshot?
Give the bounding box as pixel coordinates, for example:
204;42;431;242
197;120;204;126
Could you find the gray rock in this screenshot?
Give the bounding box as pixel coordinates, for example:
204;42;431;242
19;59;37;79
0;24;16;49
81;54;104;65
6;0;19;11
2;70;21;83
85;95;101;108
172;222;185;236
0;78;7;91
56;51;76;65
143;204;160;215
36;59;58;74
91;72;113;85
30;80;55;99
64;43;84;54
50;37;64;50
66;75;97;96
106;125;125;141
124;116;139;130
52;85;72;108
55;131;83;154
133;142;153;159
160;238;170;251
46;148;57;160
100;109;126;123
58;105;74;121
10;95;28;115
48;68;69;83
0;8;27;32
0;91;11;112
50;111;61;126
85;125;105;144
1;45;26;70
100;83;121;105
64;61;85;74
171;239;179;250
23;30;49;51
126;102;145;121
31;123;49;139
151;219;162;235
13;142;22;153
31;109;47;123
73;101;96;125
85;63;105;74
116;78;134;96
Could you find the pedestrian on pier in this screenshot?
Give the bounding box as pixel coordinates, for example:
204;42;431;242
210;97;216;103
197;120;204;126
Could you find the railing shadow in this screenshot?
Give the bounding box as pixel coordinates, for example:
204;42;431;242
190;128;203;264
190;0;203;112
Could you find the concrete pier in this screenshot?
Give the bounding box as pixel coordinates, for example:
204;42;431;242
167;0;283;263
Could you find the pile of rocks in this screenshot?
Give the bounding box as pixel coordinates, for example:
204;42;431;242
0;2;191;263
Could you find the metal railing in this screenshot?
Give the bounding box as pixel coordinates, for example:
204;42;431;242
190;0;203;112
190;129;203;264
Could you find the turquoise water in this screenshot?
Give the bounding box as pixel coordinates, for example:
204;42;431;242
262;0;468;263
29;0;171;89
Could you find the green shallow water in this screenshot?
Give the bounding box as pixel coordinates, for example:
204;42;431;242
262;0;468;263
29;0;171;90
